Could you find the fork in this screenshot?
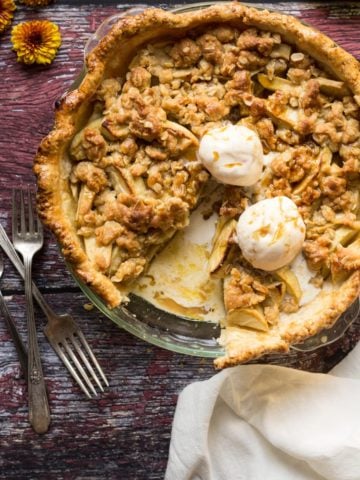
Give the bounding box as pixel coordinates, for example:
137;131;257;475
0;250;28;375
1;200;109;399
12;188;50;434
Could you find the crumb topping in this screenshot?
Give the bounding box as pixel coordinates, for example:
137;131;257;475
67;24;360;299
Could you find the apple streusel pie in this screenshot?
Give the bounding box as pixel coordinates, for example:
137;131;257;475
35;3;360;367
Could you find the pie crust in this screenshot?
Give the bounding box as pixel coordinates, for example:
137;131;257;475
34;3;360;367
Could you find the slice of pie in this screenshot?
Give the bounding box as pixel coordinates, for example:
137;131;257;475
34;3;360;368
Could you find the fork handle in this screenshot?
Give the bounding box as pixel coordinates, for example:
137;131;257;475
24;255;51;434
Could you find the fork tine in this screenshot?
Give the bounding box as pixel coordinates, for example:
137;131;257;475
76;330;109;387
27;188;35;235
20;189;26;234
12;189;18;236
71;334;104;392
52;342;92;399
36;209;43;235
61;338;98;396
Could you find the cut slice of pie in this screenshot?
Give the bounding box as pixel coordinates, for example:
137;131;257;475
34;3;360;367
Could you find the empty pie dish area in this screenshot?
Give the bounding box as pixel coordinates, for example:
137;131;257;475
35;3;360;367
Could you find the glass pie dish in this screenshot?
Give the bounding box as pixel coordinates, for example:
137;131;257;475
60;2;359;359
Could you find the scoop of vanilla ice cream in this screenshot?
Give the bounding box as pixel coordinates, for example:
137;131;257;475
198;125;264;187
236;196;306;271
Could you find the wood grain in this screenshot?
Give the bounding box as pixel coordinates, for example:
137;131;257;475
0;2;359;479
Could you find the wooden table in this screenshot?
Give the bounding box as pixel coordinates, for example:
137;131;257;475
0;1;359;478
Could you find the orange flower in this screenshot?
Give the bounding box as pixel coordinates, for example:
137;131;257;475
20;0;52;6
0;0;16;34
11;20;61;65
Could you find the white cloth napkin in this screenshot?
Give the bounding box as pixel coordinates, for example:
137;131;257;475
165;343;360;480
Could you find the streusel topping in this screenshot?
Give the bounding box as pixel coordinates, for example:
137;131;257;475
68;25;360;312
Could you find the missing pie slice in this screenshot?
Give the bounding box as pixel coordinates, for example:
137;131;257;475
35;3;360;367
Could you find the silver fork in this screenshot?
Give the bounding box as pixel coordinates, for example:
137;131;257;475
1;199;109;399
12;188;50;434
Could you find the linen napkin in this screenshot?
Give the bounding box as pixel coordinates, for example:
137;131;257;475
165;342;360;480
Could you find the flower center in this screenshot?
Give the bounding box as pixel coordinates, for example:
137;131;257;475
29;29;43;46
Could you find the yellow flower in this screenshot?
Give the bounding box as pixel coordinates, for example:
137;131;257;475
0;0;16;34
20;0;52;6
11;20;61;65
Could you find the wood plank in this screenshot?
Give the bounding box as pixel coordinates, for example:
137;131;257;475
0;2;360;478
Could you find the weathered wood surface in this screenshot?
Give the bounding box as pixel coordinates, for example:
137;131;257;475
0;2;359;479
